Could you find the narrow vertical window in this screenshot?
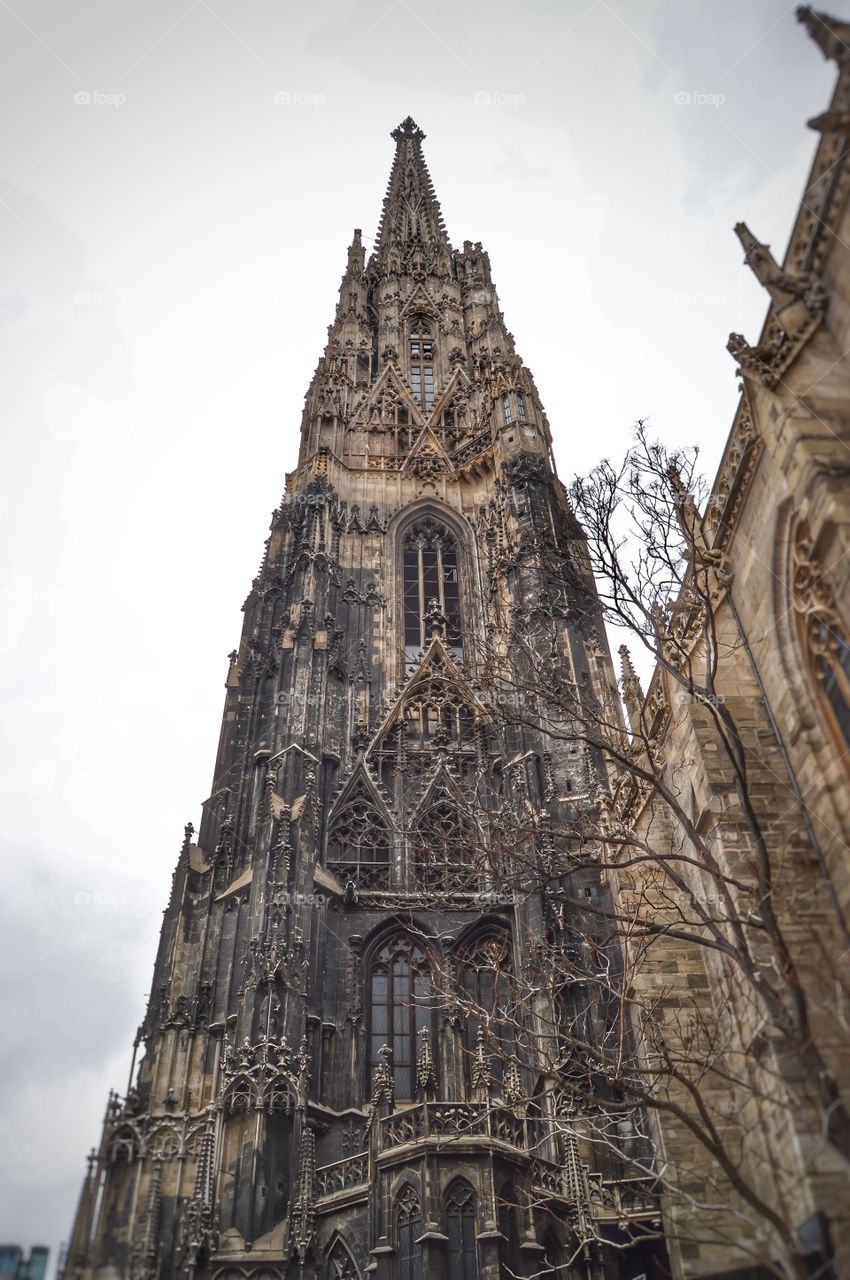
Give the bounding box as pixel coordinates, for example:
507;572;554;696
446;1182;478;1280
457;933;514;1091
402;522;463;672
369;937;432;1100
497;1184;521;1277
516;391;527;421
502;394;512;425
410;320;435;413
327;783;391;889
396;1186;424;1280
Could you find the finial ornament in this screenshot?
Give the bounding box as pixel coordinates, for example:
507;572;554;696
391;115;425;142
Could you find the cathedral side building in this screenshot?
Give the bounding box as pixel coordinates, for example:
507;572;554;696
608;9;850;1277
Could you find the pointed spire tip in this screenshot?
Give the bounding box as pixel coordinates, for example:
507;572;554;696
392;115;425;142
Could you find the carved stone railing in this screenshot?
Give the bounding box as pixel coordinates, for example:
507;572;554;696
378;1103;526;1153
530;1158;563;1197
530;1162;658;1220
315;1151;369;1199
326;860;390;890
453;429;492;470
587;1174;659;1221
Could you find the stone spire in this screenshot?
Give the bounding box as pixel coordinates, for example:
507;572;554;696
129;1158;162;1280
372;117;450;269
797;7;850;64
734;223;813;337
619;645;645;734
290;1123;317;1258
182;1114;216;1273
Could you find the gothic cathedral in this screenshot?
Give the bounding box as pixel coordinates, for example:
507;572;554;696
61;119;667;1280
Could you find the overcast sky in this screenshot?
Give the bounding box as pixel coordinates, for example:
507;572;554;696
0;0;845;1266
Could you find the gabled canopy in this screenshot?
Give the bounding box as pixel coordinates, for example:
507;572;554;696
366;636;490;757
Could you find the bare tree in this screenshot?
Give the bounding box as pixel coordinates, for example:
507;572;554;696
415;426;849;1279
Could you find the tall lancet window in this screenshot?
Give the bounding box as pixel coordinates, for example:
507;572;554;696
396;1186;424;1280
409;319;435;412
369;936;433;1101
403;521;463;672
445;1181;478;1280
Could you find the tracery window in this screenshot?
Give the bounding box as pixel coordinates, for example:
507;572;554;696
369;936;433;1100
516;391;527;421
502;393;512;425
402;688;474;749
327;1241;359;1280
396;1185;424;1280
791;520;850;752
456;932;515;1089
327;783;391;889
402;521;463;670
409;320;435;412
414;798;479;893
445;1181;478;1280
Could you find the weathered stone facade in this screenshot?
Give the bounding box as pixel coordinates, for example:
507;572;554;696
61;10;850;1280
610;9;850;1277
61;118;666;1280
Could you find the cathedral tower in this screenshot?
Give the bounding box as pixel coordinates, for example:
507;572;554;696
62;118;665;1280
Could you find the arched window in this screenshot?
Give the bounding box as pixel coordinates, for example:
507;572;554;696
369;936;433;1100
327;1240;360;1280
445;1181;478;1280
327;782;391;890
396;1185;424;1280
402;520;463;671
456;932;515;1090
791;519;850;752
409;320;435;412
403;688;475;749
414;798;479;893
